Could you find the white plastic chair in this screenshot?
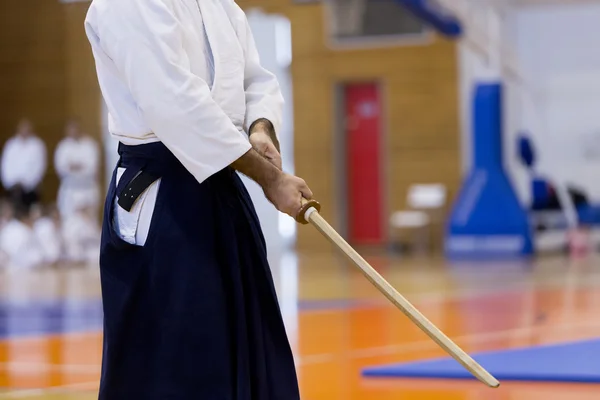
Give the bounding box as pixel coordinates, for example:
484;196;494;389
389;184;447;253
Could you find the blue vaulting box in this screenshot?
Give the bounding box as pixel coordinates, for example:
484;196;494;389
445;83;533;258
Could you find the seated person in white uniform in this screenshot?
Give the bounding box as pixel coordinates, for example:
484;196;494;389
31;203;63;267
62;204;101;266
0;203;44;270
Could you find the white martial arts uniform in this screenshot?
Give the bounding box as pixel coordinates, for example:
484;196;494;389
0;219;44;269
54;136;100;218
62;211;101;264
85;0;283;245
33;217;62;265
0;135;46;193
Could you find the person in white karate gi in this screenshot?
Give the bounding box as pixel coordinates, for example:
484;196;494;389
61;204;101;265
54;119;100;220
0;202;45;270
30;204;63;267
1;119;47;213
86;0;310;398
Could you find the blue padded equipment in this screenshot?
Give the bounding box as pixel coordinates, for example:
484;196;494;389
445;83;533;258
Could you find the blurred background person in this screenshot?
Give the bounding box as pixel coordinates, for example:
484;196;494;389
0;119;47;214
54;118;100;220
0;202;45;270
30;203;63;267
61;204;100;266
0;199;12;268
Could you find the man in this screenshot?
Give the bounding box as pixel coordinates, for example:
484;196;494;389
85;0;311;398
1;119;47;213
54;119;100;220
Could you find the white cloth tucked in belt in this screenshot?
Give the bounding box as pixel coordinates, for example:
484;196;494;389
113;167;161;246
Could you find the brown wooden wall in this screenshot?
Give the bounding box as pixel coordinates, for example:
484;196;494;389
0;0;460;250
0;1;101;202
64;3;103;187
0;0;67;201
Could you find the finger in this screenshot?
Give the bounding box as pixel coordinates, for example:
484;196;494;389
292;191;303;219
299;182;313;200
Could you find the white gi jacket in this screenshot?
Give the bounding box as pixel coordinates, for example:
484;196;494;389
54;136;100;217
0;219;45;269
1;135;47;192
62;211;101;264
85;0;284;185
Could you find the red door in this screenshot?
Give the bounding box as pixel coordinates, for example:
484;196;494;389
344;83;383;245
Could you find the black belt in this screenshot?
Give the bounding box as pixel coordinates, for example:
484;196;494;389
116;169;161;212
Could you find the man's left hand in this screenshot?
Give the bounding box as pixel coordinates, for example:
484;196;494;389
250;131;282;170
249;122;282;170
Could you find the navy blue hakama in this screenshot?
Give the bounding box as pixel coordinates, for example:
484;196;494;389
98;142;300;399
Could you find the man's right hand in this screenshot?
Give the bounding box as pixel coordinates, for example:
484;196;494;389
263;173;313;218
231;149;313;219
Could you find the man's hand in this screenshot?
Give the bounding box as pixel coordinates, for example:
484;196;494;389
263;173;312;218
230;148;313;219
249;118;281;170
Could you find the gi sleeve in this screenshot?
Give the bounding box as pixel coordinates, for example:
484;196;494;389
238;9;284;138
86;0;251;184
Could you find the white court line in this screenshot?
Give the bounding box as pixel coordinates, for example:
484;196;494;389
0;381;98;398
0;330;102;344
0;362;99;374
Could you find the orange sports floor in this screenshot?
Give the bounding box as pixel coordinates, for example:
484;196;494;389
1;250;600;399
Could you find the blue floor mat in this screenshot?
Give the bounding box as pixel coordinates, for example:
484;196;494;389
362;339;600;383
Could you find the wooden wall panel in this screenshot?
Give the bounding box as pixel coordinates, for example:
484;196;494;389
63;2;103;188
0;0;67;201
0;1;102;203
64;3;101;139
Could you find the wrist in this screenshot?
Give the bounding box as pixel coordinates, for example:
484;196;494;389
262;164;284;191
